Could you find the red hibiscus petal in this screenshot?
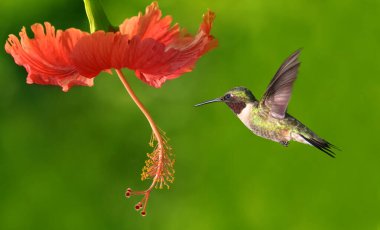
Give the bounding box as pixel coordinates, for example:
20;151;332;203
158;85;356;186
72;32;170;77
5;22;92;92
134;10;218;87
119;2;180;45
71;31;118;78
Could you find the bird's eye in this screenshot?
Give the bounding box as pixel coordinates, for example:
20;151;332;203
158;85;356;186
224;94;231;100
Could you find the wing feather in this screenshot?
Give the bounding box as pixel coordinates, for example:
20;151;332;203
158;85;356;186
262;50;301;119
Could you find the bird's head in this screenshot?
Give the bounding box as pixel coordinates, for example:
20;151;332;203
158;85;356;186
195;87;256;113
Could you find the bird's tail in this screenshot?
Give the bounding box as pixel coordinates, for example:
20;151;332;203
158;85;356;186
299;134;338;158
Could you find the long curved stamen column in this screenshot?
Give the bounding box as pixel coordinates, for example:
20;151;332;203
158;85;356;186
115;69;174;216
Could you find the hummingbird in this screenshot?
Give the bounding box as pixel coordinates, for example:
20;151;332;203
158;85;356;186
195;50;337;157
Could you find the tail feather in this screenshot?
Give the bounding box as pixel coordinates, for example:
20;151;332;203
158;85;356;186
299;134;338;158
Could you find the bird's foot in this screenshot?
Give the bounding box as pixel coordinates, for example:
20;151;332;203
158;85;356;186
280;141;289;147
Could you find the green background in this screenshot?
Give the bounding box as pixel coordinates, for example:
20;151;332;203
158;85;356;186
1;0;379;229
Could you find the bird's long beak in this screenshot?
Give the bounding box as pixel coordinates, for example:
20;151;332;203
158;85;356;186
194;97;222;107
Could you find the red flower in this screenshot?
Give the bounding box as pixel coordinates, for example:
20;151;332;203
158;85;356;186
5;22;92;92
71;2;217;87
6;3;216;90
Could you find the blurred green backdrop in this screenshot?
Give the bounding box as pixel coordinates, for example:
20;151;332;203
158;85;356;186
1;0;379;229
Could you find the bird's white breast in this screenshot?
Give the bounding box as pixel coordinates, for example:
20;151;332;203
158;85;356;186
237;103;253;129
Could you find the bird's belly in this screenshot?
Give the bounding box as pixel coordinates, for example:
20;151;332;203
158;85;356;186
250;126;290;142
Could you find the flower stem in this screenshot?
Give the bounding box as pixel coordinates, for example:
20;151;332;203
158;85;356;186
83;0;117;32
115;69;166;215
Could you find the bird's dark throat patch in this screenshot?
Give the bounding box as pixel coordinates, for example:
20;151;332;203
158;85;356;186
226;101;246;114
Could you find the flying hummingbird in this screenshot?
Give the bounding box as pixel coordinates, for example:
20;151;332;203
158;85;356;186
195;50;337;157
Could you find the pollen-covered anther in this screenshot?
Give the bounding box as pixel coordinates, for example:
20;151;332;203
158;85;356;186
141;130;175;189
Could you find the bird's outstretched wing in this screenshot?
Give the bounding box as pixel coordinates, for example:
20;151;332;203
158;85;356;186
262;50;301;119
